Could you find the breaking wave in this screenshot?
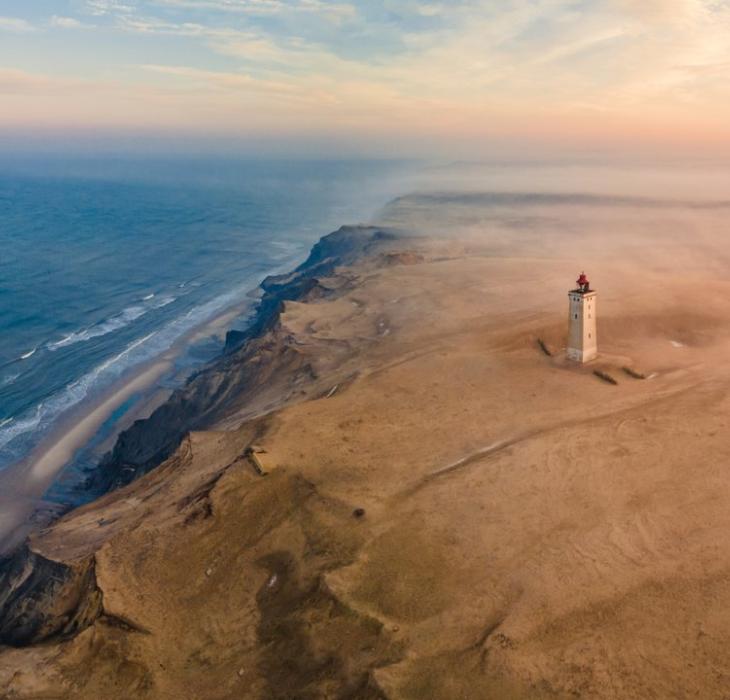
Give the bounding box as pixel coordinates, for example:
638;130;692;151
0;277;266;462
47;296;176;352
0;331;158;454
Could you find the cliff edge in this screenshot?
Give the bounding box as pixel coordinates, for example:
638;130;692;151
86;225;399;494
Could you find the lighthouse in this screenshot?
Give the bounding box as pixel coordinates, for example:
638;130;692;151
567;272;597;363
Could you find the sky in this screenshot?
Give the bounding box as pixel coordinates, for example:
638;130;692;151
2;0;730;157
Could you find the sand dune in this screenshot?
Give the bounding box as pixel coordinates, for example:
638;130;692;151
4;194;730;697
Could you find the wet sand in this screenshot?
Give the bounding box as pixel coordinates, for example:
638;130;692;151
0;360;172;553
0;294;257;555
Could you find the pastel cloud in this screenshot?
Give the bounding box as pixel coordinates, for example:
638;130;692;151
0;16;36;32
85;1;135;16
3;0;730;155
50;16;92;29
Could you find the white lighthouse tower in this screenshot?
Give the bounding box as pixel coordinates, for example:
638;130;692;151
567;272;597;363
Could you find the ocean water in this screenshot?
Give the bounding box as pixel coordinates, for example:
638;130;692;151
0;156;416;478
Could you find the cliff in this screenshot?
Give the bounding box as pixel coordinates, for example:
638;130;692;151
0;545;101;646
86;225;399;494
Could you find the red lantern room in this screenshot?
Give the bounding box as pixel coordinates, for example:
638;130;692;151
576;272;590;293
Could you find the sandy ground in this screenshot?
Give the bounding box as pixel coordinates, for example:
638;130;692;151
4;194;730;697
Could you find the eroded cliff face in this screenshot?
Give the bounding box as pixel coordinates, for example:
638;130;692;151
226;226;400;352
86;225;400;495
0;546;101;646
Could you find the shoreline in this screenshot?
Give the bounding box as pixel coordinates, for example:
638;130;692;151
0;275;275;555
81;224;396;496
0;222;393;555
0;241;320;555
0;359;172;554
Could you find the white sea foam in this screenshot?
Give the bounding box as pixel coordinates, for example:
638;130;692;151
19;348;36;360
48;305;148;351
143;293;155;301
0;331;159;453
0;418;13;429
0;407;42;452
0;271;281;461
1;286;251;457
47;297;176;352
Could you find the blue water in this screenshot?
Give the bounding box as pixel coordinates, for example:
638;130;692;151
0;157;416;475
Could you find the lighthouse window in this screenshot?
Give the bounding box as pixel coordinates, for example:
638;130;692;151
574;314;578;319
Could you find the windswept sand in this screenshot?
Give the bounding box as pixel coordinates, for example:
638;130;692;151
5;193;730;697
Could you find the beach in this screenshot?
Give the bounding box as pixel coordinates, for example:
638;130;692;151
0;360;172;553
4;192;730;697
0;286;270;556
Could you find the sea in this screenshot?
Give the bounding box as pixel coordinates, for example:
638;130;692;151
0;156;417;491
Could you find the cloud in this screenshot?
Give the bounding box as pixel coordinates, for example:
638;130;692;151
85;0;136;16
142;63;299;96
50;16;92;29
90;0;730;124
151;0;356;21
0;16;36;33
153;0;287;11
0;68;53;94
118;17;209;35
6;0;730;155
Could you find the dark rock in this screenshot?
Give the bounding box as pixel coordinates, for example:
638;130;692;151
0;546;102;646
